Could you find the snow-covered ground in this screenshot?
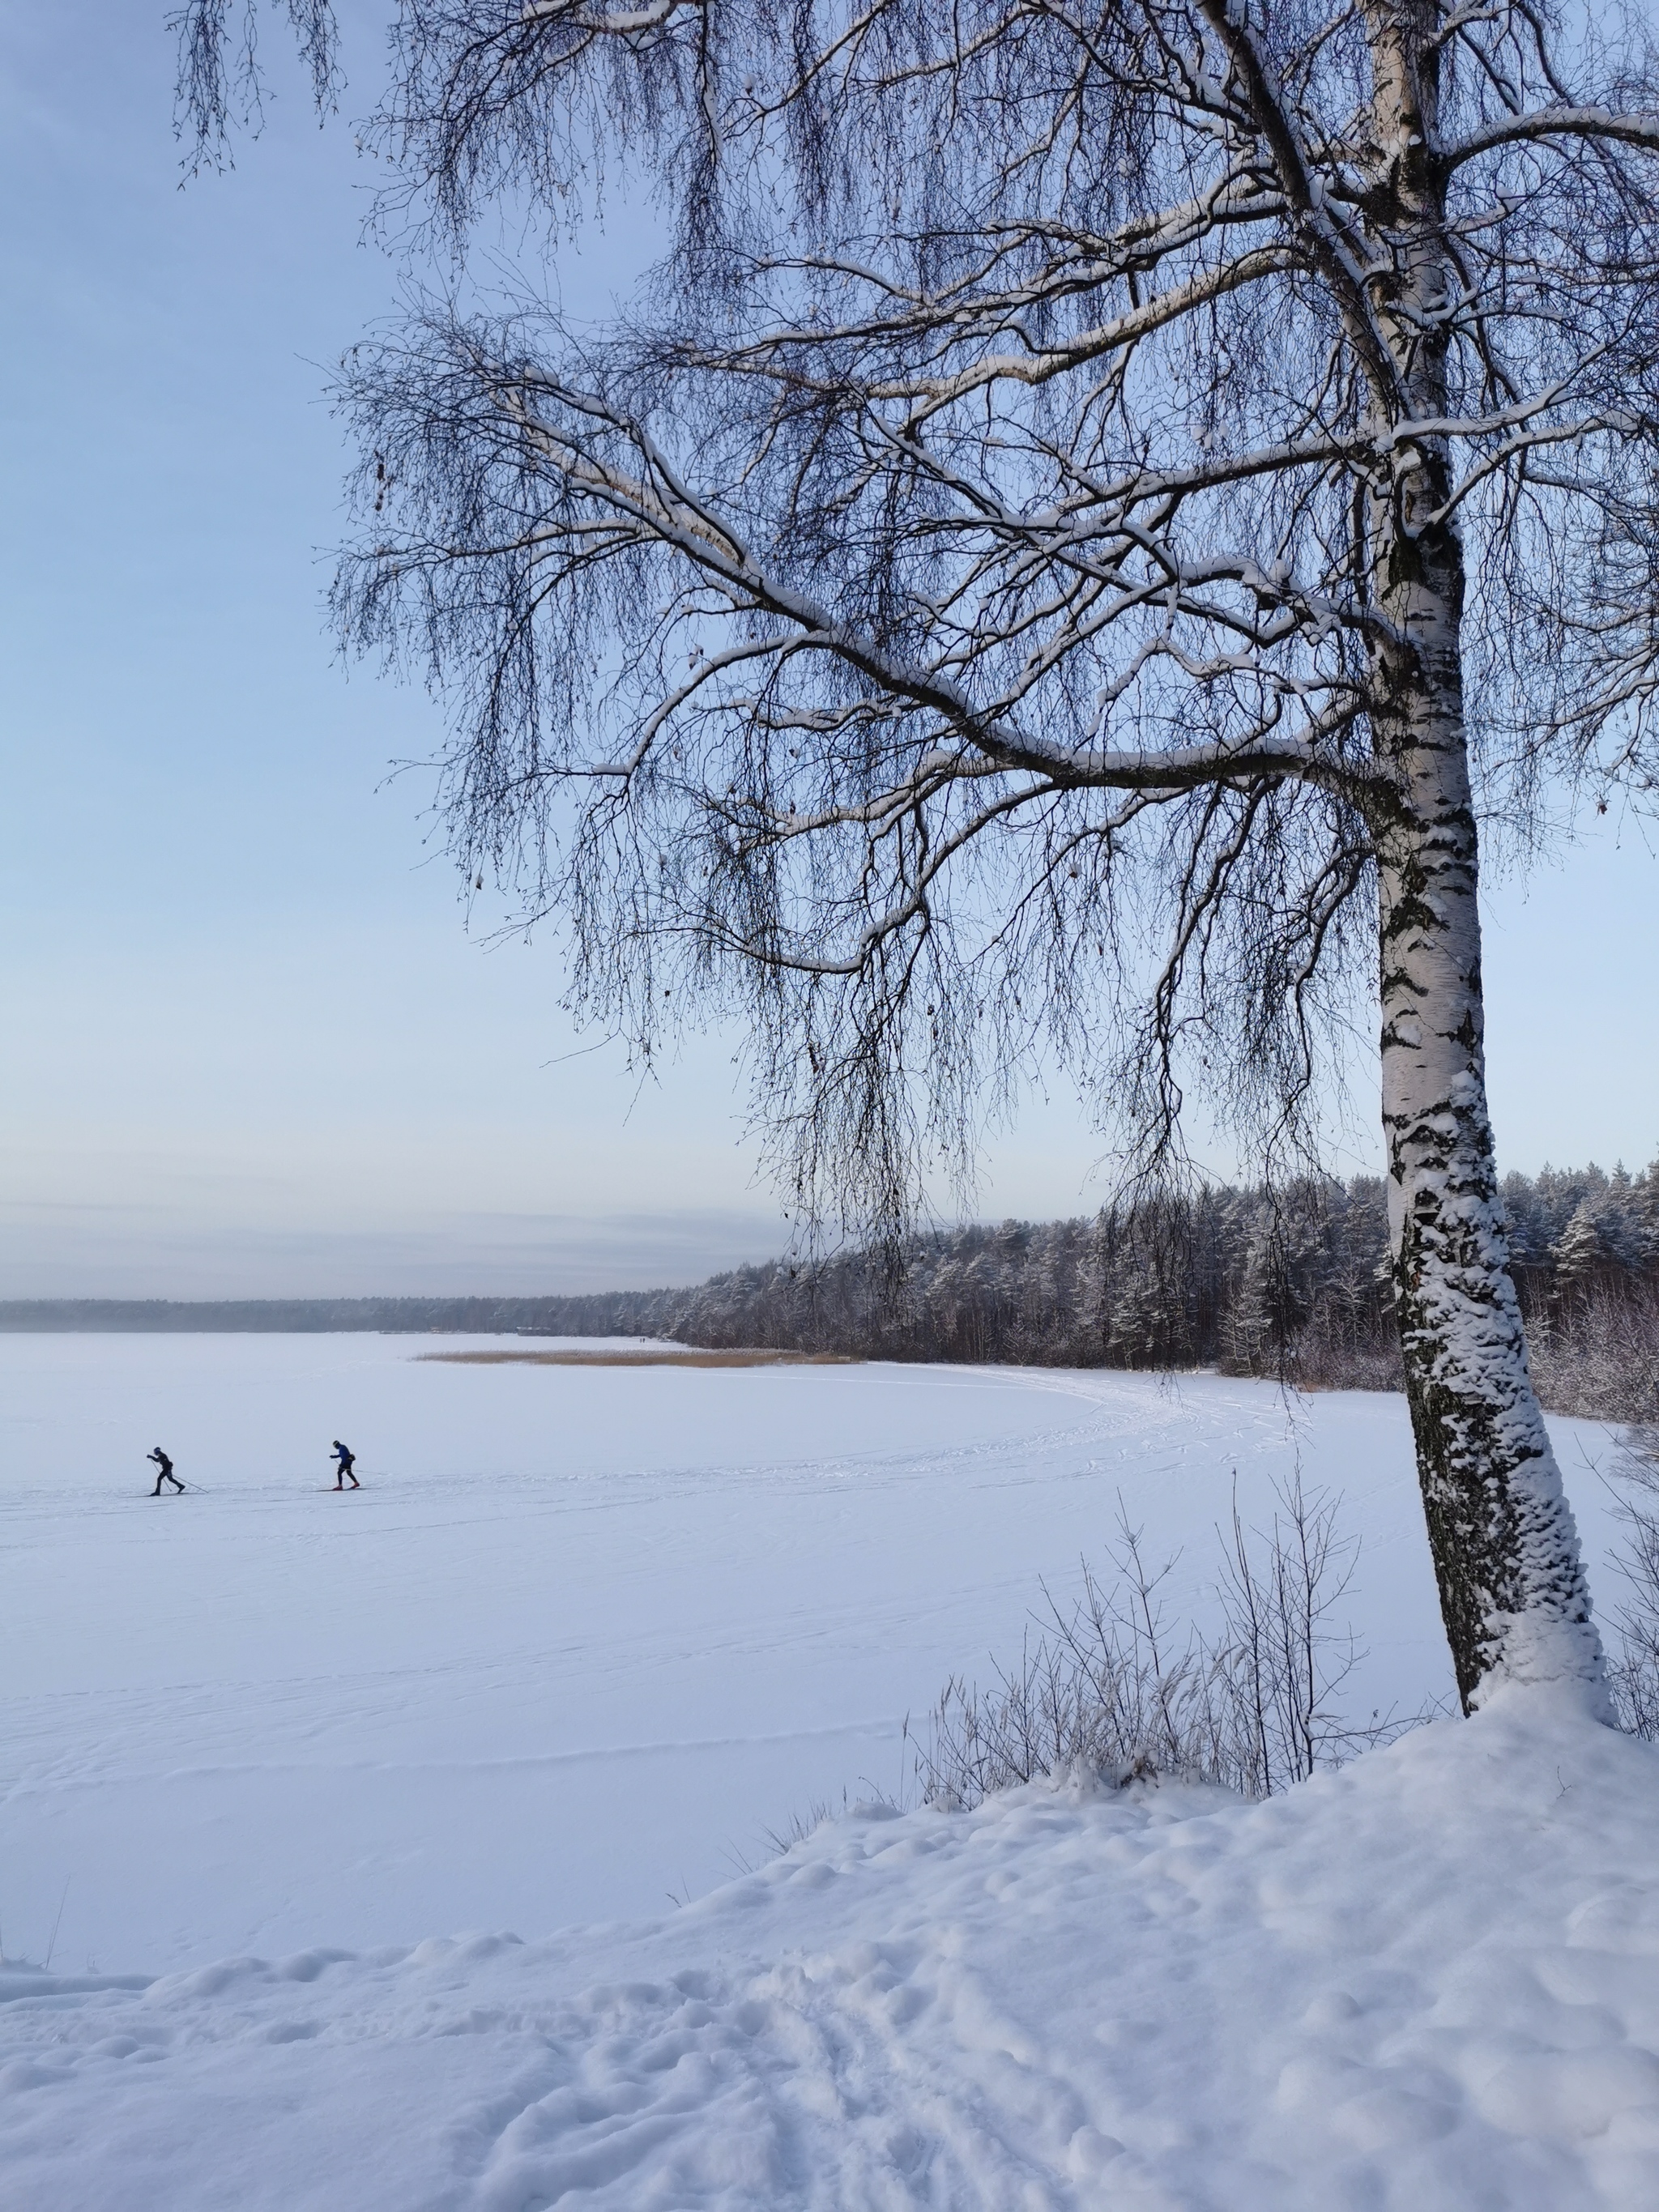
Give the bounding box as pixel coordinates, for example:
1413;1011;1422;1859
5;1690;1658;2207
2;1335;1653;2207
0;1333;1628;1972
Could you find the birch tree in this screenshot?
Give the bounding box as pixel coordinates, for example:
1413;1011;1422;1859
178;0;1659;1715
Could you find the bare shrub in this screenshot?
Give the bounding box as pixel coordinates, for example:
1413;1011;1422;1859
1605;1430;1659;1740
1527;1289;1659;1429
912;1477;1413;1812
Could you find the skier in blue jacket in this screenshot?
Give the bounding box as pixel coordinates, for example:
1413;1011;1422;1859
331;1439;360;1490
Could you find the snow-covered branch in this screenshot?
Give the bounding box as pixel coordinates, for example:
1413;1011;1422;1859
1442;102;1659;172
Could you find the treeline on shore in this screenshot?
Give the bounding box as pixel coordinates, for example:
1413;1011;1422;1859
645;1161;1659;1424
6;1160;1656;1422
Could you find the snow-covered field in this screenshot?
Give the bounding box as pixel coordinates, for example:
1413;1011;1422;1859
2;1333;1654;2208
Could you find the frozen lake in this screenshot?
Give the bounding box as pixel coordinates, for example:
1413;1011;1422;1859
0;1334;1624;1976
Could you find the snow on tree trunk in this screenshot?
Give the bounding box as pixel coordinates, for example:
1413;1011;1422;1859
1375;714;1606;1715
1368;19;1606;1718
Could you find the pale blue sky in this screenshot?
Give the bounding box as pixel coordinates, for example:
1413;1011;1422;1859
0;6;1654;1298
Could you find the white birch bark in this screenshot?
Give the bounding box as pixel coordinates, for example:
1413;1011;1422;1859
1367;10;1608;1715
1375;710;1607;1715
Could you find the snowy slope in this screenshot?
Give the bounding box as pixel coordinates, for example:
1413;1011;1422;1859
2;1686;1657;2210
0;1335;1628;1975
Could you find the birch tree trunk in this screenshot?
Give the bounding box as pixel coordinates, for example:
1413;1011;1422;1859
1375;712;1606;1714
1367;11;1607;1715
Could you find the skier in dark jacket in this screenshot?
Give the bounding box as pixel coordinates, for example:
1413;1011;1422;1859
147;1447;183;1496
331;1440;360;1490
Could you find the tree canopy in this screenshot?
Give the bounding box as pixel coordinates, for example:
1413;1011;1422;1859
178;0;1659;1226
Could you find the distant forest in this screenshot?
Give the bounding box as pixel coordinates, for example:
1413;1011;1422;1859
7;1160;1657;1421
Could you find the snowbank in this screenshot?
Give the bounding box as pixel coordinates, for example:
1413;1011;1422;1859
4;1688;1657;2209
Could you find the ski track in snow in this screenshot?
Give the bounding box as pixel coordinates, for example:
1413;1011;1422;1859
3;1692;1658;2209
